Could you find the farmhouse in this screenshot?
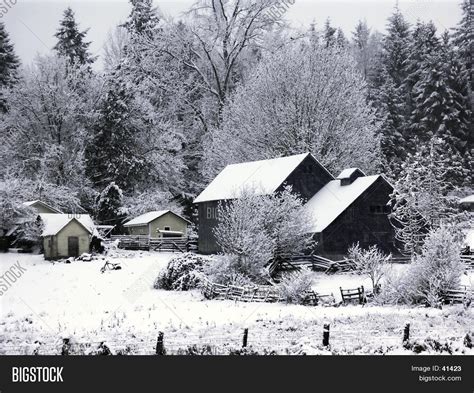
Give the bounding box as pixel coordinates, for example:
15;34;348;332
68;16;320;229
123;210;191;238
39;214;97;259
195;153;399;258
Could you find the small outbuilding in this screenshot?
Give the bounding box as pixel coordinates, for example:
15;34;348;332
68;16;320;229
123;210;191;238
40;214;96;260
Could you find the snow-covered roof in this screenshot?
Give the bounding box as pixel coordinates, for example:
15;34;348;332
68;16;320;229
124;210;191;227
336;168;365;179
460;195;474;204
194;153;323;203
305;175;383;233
23;200;62;214
39;214;96;236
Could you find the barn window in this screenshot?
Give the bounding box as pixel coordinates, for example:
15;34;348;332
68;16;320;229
164;226;171;231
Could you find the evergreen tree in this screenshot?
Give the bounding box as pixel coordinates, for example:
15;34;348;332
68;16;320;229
452;0;473;95
85;73;147;192
410;33;472;186
95;182;127;226
383;7;410;86
122;0;160;37
0;22;20;112
335;28;348;47
323;18;337;48
53;7;96;68
373;7;411;177
352;20;371;78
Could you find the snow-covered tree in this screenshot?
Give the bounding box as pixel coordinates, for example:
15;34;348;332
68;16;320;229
390;140;459;256
122;0;160;37
451;0;473;96
409;33;472;186
0;22;20;112
0;55;98;192
405;225;465;307
204;40;382;179
214;186;314;282
95;182;127;226
53;7;96;68
323;18;337;48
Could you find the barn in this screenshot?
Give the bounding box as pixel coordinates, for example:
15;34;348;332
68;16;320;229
123;210;191;238
194;153;334;254
195;153;399;258
40;214;97;260
306;168;398;259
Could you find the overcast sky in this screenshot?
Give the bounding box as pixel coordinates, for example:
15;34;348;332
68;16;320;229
2;0;462;70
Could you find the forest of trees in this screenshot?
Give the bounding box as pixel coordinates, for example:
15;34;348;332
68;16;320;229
0;0;472;227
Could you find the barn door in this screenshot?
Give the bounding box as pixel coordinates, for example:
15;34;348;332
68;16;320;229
68;236;79;257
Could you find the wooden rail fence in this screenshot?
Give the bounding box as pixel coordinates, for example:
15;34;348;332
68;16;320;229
109;235;198;253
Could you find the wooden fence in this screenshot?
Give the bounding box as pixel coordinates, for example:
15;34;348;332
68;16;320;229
109;236;198;253
268;254;357;276
200;277;334;306
442;285;473;305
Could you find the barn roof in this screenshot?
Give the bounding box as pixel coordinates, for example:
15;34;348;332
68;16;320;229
194;153;327;203
39;214;96;236
306;175;387;233
23;200;63;214
124;210;191;227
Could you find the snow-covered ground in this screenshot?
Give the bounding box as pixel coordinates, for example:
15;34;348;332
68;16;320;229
0;252;472;355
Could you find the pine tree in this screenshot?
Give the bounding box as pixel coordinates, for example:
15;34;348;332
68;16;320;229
0;22;20;112
452;0;473;95
95;182;127;226
404;21;440;125
85;73;147;192
373;7;411;177
323;18;337;48
53;7;96;68
122;0;160;37
352;20;370;78
410;33;472;186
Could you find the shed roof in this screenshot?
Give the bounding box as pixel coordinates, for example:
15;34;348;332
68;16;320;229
23;200;63;214
305;175;386;233
194;153;327;203
460;195;474;204
124;210;191;227
39;214;96;236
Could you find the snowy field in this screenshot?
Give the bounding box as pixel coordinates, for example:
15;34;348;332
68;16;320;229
0;251;472;355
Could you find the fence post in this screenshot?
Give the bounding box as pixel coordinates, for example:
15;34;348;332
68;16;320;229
156;331;165;355
403;323;410;343
61;338;70;356
323;324;330;347
242;328;249;348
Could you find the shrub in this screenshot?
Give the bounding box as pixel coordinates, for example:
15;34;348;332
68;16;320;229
202;254;254;286
348;243;391;294
277;267;314;304
154;253;211;291
378;226;465;307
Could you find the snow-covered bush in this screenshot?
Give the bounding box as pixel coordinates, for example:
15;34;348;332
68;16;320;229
154;253;210;291
379;226;465;307
277;267;314;304
202;254;254;286
348;243;391;294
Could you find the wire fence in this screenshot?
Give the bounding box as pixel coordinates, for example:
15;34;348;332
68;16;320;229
1;323;471;355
